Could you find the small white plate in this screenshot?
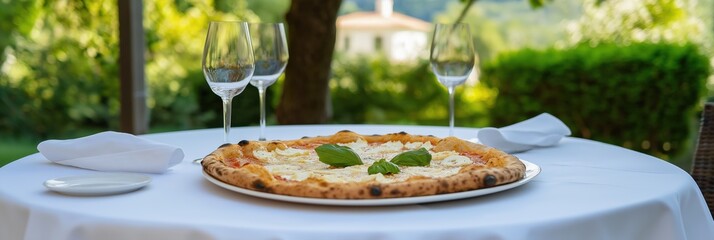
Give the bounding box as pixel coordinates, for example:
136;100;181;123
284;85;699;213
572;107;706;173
204;160;540;206
44;173;151;196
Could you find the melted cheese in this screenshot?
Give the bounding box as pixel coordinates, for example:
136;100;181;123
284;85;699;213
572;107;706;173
440;155;473;167
275;148;310;156
252;140;477;183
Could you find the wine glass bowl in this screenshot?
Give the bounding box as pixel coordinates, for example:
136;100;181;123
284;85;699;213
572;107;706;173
202;21;255;143
429;23;476;136
249;23;289;141
431;61;474;87
204;68;252;97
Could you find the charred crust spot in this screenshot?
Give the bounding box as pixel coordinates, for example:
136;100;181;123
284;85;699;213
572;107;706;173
484;174;497;187
440;180;449;188
301;136;310;139
270;141;279;145
253;180;266;190
397;131;408;135
358;189;365;195
238;140;250;146
372;134;380;136
218;143;232;148
428;134;435;137
369;185;382;196
390;189;401;195
338;129;353;133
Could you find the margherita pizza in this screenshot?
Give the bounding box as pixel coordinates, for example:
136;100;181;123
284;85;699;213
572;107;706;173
201;130;526;199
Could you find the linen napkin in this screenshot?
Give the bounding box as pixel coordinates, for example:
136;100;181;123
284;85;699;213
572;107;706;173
38;131;184;174
477;113;571;153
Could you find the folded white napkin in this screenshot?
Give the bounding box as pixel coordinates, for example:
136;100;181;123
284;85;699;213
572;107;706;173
38;131;184;174
477;113;571;153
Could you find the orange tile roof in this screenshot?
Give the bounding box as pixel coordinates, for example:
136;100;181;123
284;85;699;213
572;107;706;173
337;12;431;32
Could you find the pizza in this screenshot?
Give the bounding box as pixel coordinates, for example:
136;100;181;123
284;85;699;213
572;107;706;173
201;130;526;199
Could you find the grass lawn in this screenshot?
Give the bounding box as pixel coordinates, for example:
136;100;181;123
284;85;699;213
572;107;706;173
0;138;39;167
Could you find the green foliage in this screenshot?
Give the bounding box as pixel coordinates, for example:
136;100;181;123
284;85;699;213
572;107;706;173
569;0;711;49
433;0;581;61
0;0;265;140
481;42;710;160
0;0;41;64
455;0;553;24
246;0;290;22
329;55;493;127
528;0;549;8
143;0;261;130
1;0;121;138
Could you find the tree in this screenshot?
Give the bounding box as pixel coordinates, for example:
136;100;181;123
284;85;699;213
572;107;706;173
277;0;342;124
275;0;554;124
432;0;583;61
0;0;251;138
455;0;550;24
276;0;552;124
566;0;710;47
0;0;41;65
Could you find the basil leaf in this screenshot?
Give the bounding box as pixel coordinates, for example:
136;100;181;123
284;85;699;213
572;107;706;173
368;159;400;175
315;144;363;167
390;148;432;166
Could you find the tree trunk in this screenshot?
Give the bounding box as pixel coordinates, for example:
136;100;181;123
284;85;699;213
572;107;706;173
277;0;342;124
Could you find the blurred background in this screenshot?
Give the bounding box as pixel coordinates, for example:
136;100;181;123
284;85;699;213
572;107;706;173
1;0;712;170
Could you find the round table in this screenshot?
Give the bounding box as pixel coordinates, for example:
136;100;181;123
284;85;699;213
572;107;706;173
1;125;712;240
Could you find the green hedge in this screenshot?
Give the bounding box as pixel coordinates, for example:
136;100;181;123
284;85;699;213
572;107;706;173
481;42;710;160
329;55;492;127
0;66;266;140
330;55;446;125
0;0;265;141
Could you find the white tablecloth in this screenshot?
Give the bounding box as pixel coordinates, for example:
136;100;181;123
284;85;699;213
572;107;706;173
1;125;712;240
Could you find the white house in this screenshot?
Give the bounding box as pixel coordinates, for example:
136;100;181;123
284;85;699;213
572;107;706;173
336;0;431;61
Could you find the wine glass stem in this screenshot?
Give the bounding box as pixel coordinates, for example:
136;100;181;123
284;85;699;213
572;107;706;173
222;97;232;143
258;85;267;141
448;86;455;137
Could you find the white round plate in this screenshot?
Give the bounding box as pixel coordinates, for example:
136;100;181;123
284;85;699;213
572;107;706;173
203;160;540;206
44;173;151;196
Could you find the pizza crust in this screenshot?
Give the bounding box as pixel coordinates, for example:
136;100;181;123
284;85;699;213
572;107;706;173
202;130;526;199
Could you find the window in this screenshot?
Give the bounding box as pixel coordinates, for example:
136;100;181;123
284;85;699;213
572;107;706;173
344;36;350;51
374;36;383;51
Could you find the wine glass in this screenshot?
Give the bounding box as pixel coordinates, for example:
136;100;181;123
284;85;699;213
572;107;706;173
429;23;476;136
202;21;255;143
249;23;289;141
